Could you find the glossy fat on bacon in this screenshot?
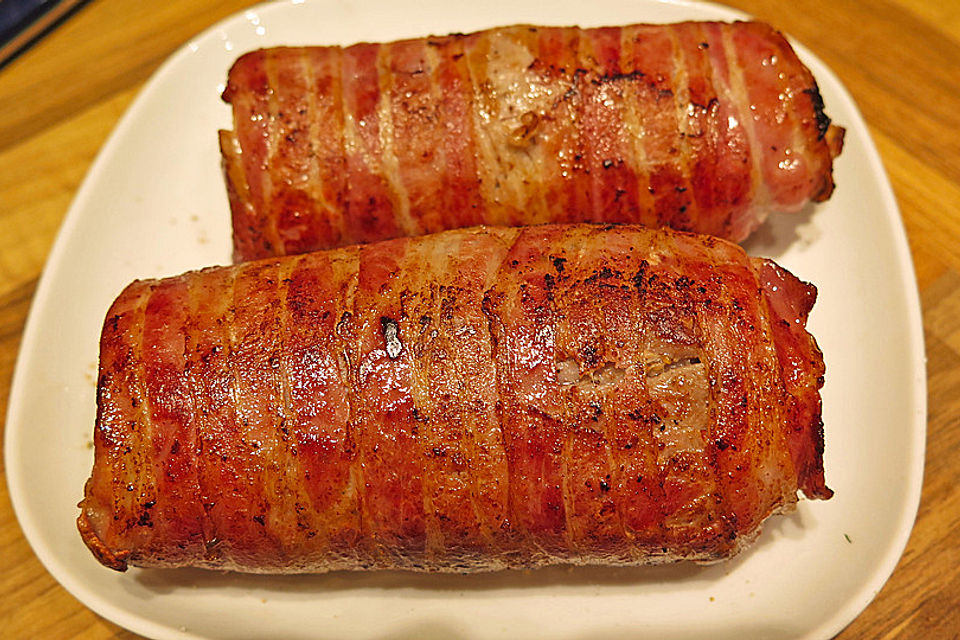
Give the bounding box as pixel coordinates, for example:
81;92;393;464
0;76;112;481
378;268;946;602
78;224;830;573
220;21;845;262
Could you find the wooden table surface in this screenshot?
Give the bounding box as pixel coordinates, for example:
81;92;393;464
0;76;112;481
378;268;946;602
1;0;957;637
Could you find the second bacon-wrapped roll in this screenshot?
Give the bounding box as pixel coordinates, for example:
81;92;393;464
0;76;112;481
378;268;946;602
221;21;844;261
78;224;830;573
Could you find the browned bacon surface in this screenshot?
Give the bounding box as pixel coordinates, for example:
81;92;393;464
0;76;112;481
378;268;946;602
78;224;830;573
220;21;844;262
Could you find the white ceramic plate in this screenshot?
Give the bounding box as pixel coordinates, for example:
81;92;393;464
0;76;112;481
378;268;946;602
5;1;926;638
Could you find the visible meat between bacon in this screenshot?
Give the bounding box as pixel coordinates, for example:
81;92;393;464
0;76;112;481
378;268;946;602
220;21;845;262
78;224;830;573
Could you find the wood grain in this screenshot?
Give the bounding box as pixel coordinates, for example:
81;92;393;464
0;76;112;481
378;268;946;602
1;0;957;637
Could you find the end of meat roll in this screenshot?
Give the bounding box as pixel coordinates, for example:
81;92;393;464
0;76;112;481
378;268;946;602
813;123;846;203
78;502;130;572
754;257;833;500
219;129;269;263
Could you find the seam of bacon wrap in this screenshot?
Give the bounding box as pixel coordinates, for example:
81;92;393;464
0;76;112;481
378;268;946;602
220;21;845;262
78;224;830;573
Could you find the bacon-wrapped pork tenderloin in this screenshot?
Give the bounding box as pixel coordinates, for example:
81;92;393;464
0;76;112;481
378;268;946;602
78;224;830;573
221;21;845;262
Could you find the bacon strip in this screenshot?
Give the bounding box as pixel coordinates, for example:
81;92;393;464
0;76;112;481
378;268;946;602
79;223;830;573
220;21;844;261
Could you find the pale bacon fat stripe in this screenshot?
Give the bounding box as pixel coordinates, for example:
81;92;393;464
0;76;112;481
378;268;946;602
462;231;520;562
386;38;451;237
694;22;757;239
270;258;308;556
374;44;415;237
218;130;257;259
717;23;773;236
270;256;311;554
663;25;706;233
576;27;628;226
318;244;370;564
267;49;324;256
547;227;634;561
277;252;325;563
123;282;160;559
534;29;584;226
265;51;304;257
464;29;507;225
422;39;455;234
751;311;801;518
269;47;345;256
432;34;487;229
456;233;508;559
610;24;654;227
261;261;314;553
623;26;692;233
645;24;698;232
339;56;361;172
744;264;799;524
223;51;272;261
397;232;484;563
275;253;310;561
395;233;454;560
300;48;343;251
354;238;429;565
738;29;804;211
462;33;499;224
483;229;567;562
280;250;360;567
309;246;366;566
638;233;731;549
131;282;168;560
259;57;284;257
225;260;281;562
524;27;579;226
467;27;552;226
340;44;382;245
184;266;238;566
515;28;578;226
616;27;658;229
726;23;832;217
654;236;729;542
674;21;748;239
141;277;204;565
